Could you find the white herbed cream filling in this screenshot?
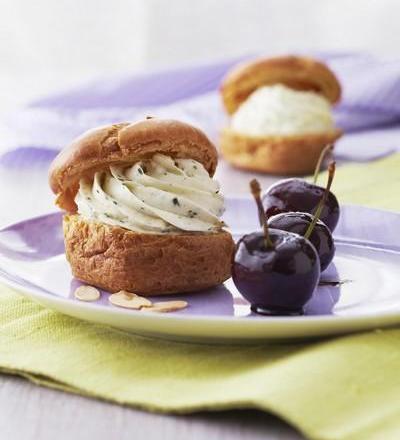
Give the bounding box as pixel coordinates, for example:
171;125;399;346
75;153;225;233
231;84;335;136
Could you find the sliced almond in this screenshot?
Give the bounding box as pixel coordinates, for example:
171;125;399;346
145;300;188;313
74;285;100;302
109;290;152;309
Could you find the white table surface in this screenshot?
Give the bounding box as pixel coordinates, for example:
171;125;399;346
0;154;303;440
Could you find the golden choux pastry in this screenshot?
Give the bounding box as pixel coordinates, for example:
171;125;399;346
220;55;342;175
49;118;234;295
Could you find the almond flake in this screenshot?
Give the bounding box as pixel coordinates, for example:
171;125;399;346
109;291;152;309
74;285;100;302
145;300;188;313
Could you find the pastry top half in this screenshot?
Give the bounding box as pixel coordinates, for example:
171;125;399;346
221;55;341;115
49;118;225;234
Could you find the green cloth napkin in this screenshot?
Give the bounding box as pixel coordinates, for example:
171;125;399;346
1;153;400;440
318;152;400;211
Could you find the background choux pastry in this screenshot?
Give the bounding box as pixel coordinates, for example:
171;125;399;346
220;55;342;175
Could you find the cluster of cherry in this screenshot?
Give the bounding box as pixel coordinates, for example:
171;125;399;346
233;146;340;316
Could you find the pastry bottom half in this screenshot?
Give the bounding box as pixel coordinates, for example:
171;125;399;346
220;128;342;175
63;215;235;295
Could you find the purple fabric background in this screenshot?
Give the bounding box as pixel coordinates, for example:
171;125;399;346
31;52;400;131
2;52;400;165
31;59;238;110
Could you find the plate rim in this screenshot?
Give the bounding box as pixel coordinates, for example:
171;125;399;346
1;243;400;328
1;202;400;335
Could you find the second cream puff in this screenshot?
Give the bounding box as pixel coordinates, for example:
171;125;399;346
220;55;342;175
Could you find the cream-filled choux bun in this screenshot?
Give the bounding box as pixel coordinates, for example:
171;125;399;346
49;118;235;295
220;56;342;175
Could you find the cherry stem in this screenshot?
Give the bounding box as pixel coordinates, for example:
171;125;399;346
313;144;334;184
304;162;336;240
250;179;274;249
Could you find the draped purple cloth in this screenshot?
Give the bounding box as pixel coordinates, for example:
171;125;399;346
2;52;400;165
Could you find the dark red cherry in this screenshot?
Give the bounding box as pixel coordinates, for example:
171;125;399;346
268;212;335;272
262;178;340;232
232;230;320;316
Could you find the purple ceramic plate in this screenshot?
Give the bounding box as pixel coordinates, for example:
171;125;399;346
1;198;400;343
